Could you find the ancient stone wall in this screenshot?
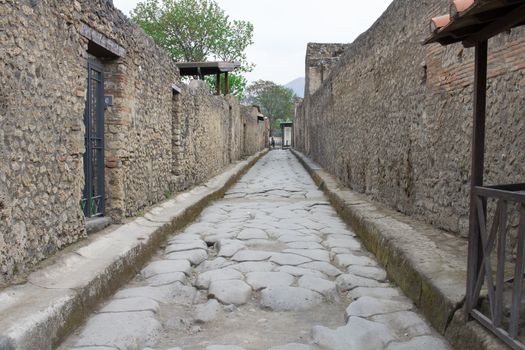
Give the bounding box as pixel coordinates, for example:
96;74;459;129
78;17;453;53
304;43;350;97
173;81;244;191
0;0;267;286
241;106;268;157
296;0;525;238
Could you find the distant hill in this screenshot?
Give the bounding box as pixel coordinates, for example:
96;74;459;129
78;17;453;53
284;77;305;98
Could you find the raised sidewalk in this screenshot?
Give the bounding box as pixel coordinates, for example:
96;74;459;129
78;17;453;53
0;150;267;350
291;149;507;350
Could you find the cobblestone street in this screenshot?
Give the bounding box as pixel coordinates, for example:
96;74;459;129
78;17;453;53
60;151;451;350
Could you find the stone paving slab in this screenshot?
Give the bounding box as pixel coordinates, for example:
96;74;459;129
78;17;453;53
0;150;267;350
58;151;452;350
73;311;161;349
291;149;508;350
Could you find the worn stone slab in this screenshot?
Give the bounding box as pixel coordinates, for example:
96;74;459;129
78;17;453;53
386;335;451;350
371;311;432;340
229;261;277;273
182;223;214;236
203;233;239;244
5;152;266;350
324;237;362;251
217;239;246;257
114;286;172;303
237;228;268;240
166;249;208;265
246;271;294;290
278;234;322;243
115;284;197;305
196;257;235;272
348;287;402;300
169;235;205;243
268;344;311;350
300;262;342;277
141;260;192;278
334;254;378;268
291;150;467;337
145;272;186;287
243;239;276;247
311;316;395;350
270;253;312;266
276;266;326;278
74;311;161;349
99;297;159;314
279;222;305;230
298;276;337;298
208;280;252;305
260;287;323;311
286;241;324;250
165;241;207;253
336;273;389;292
347;265;387;282
283;249;330;262
194;299;221;323
195;269;243;289
207;346;246;350
345;296;413;319
231;250;273;262
320;227;356;236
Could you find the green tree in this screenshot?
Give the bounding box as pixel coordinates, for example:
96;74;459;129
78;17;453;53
131;0;254;95
205;73;247;99
244;80;297;130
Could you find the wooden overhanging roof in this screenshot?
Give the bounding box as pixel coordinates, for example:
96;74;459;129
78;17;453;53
425;0;525;47
176;61;240;76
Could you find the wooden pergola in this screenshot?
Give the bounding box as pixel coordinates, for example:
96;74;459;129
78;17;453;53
176;61;240;95
425;1;525;348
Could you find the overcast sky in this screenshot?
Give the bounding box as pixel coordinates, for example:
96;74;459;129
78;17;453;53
112;0;393;85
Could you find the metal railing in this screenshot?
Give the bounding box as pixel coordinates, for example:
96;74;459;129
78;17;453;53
467;183;525;350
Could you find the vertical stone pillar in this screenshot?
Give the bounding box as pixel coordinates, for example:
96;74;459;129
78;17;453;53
104;58;131;221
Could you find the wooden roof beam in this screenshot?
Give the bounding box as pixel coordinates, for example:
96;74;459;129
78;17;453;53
463;3;525;46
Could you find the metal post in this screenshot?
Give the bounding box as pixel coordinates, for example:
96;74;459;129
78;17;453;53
466;40;488;315
216;73;221;95
225;72;229;95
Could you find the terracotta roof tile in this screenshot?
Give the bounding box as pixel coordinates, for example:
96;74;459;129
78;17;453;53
451;0;476;16
425;0;525;46
430;15;451;33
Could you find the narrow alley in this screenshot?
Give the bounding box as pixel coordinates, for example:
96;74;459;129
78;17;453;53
59;151;451;350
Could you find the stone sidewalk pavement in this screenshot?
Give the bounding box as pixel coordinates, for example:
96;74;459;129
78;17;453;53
59;150;451;350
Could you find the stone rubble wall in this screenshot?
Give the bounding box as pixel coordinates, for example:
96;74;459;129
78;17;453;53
241;106;269;157
173;81;257;192
295;0;525;238
0;0;267;286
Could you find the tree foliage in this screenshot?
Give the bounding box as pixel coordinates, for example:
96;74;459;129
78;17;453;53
131;0;254;96
131;0;253;64
205;73;247;99
244;80;297;130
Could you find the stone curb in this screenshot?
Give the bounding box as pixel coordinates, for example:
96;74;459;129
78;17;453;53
291;149;508;350
0;149;268;350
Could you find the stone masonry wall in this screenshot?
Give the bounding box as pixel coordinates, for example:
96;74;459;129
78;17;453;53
296;0;525;238
242;106;268;157
0;0;267;286
172;81;253;192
